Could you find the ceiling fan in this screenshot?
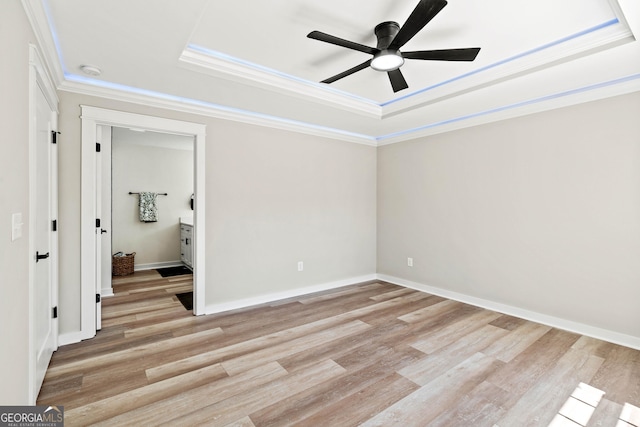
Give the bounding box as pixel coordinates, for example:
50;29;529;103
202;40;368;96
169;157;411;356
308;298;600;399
307;0;481;93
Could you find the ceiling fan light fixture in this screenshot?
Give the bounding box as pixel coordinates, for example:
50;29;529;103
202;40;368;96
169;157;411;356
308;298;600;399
371;50;404;72
308;0;479;92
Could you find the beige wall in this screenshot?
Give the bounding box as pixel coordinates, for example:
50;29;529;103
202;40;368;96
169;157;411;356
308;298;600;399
7;0;640;402
0;0;38;404
378;92;640;338
111;131;193;267
57;92;378;333
207;122;377;302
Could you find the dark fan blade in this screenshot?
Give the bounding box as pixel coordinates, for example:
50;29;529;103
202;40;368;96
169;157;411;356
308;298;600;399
389;0;448;50
321;59;372;84
403;47;481;61
387;69;409;92
308;31;378;55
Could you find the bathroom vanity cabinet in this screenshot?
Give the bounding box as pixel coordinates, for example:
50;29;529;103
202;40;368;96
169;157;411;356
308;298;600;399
180;218;193;269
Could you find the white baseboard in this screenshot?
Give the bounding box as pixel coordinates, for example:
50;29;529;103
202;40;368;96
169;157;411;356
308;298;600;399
378;274;640;351
59;272;640;351
101;287;114;297
58;331;85;346
134;261;183;271
205;274;377;315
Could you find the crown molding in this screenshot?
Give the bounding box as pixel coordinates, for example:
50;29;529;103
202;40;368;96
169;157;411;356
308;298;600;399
21;0;65;87
24;0;640;147
179;46;382;119
59;70;640;148
380;17;634;118
178;16;633;123
377;72;640;145
59;78;377;146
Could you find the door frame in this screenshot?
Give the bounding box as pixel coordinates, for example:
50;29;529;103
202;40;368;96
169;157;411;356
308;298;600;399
99;126;113;299
80;106;206;341
28;44;59;403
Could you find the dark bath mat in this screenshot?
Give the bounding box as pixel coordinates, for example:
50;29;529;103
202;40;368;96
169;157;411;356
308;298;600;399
176;291;193;311
156;266;192;277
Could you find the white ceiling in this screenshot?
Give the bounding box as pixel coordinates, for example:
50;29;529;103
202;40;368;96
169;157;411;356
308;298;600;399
26;0;640;145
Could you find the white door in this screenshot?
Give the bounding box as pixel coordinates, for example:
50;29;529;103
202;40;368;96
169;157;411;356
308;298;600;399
34;83;57;392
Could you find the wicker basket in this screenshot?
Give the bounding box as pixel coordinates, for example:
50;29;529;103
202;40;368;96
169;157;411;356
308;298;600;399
112;252;136;276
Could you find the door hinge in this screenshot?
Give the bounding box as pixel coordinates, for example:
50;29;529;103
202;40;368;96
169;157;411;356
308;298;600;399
96;294;101;303
96;218;101;228
51;131;60;144
52;219;57;232
52;306;58;319
96;142;101;152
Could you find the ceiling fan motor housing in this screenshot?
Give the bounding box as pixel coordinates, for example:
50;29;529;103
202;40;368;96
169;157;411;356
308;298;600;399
375;21;401;50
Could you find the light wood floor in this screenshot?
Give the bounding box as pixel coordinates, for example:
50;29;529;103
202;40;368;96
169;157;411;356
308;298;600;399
38;271;640;426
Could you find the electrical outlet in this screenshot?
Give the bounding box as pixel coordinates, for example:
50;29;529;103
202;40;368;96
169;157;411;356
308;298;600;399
298;261;304;272
407;257;413;267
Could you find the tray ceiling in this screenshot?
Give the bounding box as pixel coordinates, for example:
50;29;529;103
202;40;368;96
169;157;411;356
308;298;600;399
26;0;640;144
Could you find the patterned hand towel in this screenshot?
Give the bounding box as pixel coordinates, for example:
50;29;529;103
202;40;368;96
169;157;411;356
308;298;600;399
139;192;158;222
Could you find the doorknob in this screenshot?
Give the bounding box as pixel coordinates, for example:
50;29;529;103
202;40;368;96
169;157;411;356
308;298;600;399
36;251;50;262
101;229;108;234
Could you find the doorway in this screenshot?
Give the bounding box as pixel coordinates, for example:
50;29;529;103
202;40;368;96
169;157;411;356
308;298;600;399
80;106;206;341
107;127;195;307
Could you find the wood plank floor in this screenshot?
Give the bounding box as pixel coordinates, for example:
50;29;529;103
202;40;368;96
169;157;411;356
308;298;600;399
38;271;640;426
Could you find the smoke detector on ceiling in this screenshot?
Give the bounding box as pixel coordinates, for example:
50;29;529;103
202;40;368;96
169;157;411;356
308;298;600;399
80;65;102;76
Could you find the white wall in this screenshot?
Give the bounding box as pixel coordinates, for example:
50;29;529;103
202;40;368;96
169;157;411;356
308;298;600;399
111;128;193;268
56;92;377;334
0;0;39;404
378;92;640;340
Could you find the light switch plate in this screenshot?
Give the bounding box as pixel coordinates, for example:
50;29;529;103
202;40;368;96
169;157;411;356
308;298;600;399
12;213;23;241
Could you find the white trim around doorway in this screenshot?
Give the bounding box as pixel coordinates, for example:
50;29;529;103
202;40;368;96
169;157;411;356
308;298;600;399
80;106;206;341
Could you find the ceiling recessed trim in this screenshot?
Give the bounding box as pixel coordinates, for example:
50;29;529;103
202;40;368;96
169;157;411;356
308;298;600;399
179;16;633;122
384;18;622;108
180;45;382;119
378;72;640;145
58;69;640;149
59;73;377;146
380;17;633;117
24;0;640;148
